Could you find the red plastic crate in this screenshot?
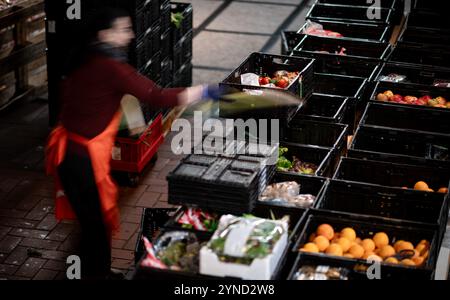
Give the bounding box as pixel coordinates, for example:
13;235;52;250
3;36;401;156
111;113;164;173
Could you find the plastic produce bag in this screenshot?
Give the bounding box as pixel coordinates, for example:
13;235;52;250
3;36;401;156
302;20;343;38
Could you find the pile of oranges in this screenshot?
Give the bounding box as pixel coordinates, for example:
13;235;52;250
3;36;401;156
299;224;430;267
405;181;448;194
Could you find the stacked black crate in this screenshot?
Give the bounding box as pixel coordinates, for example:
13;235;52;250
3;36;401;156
170;2;193;88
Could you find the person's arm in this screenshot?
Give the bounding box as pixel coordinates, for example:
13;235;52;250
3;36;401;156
109;60;204;107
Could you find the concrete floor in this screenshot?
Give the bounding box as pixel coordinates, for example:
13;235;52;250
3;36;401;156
0;0;315;280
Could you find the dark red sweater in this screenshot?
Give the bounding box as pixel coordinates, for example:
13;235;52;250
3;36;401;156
59;55;184;155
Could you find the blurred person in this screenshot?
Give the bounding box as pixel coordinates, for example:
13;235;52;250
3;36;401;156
45;7;219;280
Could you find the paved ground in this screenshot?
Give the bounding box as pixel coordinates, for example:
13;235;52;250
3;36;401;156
0;0;315;280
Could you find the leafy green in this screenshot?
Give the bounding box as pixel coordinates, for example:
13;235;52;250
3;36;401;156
171;12;184;29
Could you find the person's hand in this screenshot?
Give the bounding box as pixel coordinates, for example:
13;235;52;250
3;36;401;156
201;84;225;101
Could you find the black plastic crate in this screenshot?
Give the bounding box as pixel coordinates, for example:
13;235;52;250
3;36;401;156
134;207;179;264
160;57;173;87
376;62;450;88
348;125;450;169
279;142;333;177
173;30;193;71
221;52;315;100
129;39;147;69
406;9;450;31
294;94;349;124
398;25;450;48
369;81;450;111
140;51;162;82
360;102;450;136
284;120;348;150
292;210;439;279
171;2;193;44
160;28;171;58
317;0;397;8
293;35;391;61
388;43;450;69
315;180;447;231
281;31;303;56
298;20;391;42
257;172;328;214
160;0;171;32
334;157;450;193
306;3;394;25
172;62;192;87
292;51;381;81
145;0;161;29
144;23;161;58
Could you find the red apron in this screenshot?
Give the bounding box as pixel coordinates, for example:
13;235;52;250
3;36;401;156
45;112;122;236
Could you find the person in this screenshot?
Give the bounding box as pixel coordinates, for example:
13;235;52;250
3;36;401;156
45;7;218;280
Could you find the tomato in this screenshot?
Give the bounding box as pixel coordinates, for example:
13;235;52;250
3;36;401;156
259;77;270;85
276;79;289;89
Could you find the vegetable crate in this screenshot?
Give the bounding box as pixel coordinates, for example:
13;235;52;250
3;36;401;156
315;180;448;239
306;3;394;25
298;20;391;43
376;62;450;88
292;210;440;280
293;94;349;124
111;113;164;185
293;35;391;61
134;207;179;264
359;102;450;136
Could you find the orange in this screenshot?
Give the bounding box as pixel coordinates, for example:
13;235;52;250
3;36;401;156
437;187;448;194
348;244;364;259
412;256;425;266
378;245;396;259
316;224;334;241
340;228;357;242
418;240;430;248
361;239;376;252
366;254;383;262
383;90;394;98
362;251;375;259
300;243;319;253
401;259;416;266
394;241;414;253
415;243;428;256
343;253;354;259
355;238;362;245
337;237;352;252
313;235;330;252
384;257;399;264
308;233;316;242
331;233;340;244
373;232;389;249
325;243;343;257
414;181;429;191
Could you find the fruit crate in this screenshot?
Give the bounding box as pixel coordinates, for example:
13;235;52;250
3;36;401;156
293;34;391;61
369;81;450;111
134;207;179;264
172;62;192;87
333;157;450;195
387;43;450;70
348;125;450;170
298;19;391;42
171;2;193;44
292;51;381;81
221;52;315;99
360;102;450;136
278;142;333;177
111;113;164;178
306;3;394;25
172;30;192;71
376;62;450;88
284;120;348;175
292;210;439;280
315;180;448;236
312;73;367;132
293;94;349;124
